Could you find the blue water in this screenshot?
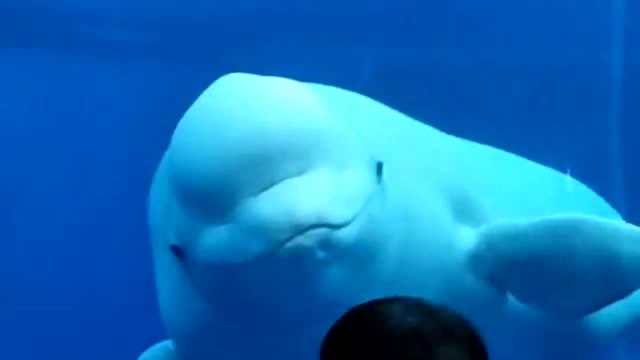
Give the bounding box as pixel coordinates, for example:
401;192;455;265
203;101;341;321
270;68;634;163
1;0;639;359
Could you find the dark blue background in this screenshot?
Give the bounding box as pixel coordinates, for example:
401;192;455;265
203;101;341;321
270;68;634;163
0;0;638;358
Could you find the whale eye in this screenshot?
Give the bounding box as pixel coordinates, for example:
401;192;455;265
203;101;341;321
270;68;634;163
375;161;384;181
169;244;186;261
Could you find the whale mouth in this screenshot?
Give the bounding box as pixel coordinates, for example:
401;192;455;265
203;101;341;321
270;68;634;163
275;223;348;254
273;183;378;258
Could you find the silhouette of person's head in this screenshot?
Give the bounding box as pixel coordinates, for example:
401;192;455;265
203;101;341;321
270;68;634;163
320;296;489;360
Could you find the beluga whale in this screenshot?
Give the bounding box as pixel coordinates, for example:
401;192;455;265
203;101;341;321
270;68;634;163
138;72;640;360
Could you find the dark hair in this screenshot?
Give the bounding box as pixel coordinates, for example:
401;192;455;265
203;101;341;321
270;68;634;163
320;296;489;360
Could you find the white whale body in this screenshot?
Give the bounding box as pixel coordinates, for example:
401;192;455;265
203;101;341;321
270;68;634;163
138;72;640;360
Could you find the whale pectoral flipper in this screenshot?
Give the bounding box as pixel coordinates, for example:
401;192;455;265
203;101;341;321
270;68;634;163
138;339;178;360
468;214;640;320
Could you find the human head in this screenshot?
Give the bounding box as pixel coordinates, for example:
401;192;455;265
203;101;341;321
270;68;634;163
320;296;489;360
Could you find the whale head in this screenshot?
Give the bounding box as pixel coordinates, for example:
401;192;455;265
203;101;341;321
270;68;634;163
161;73;387;287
